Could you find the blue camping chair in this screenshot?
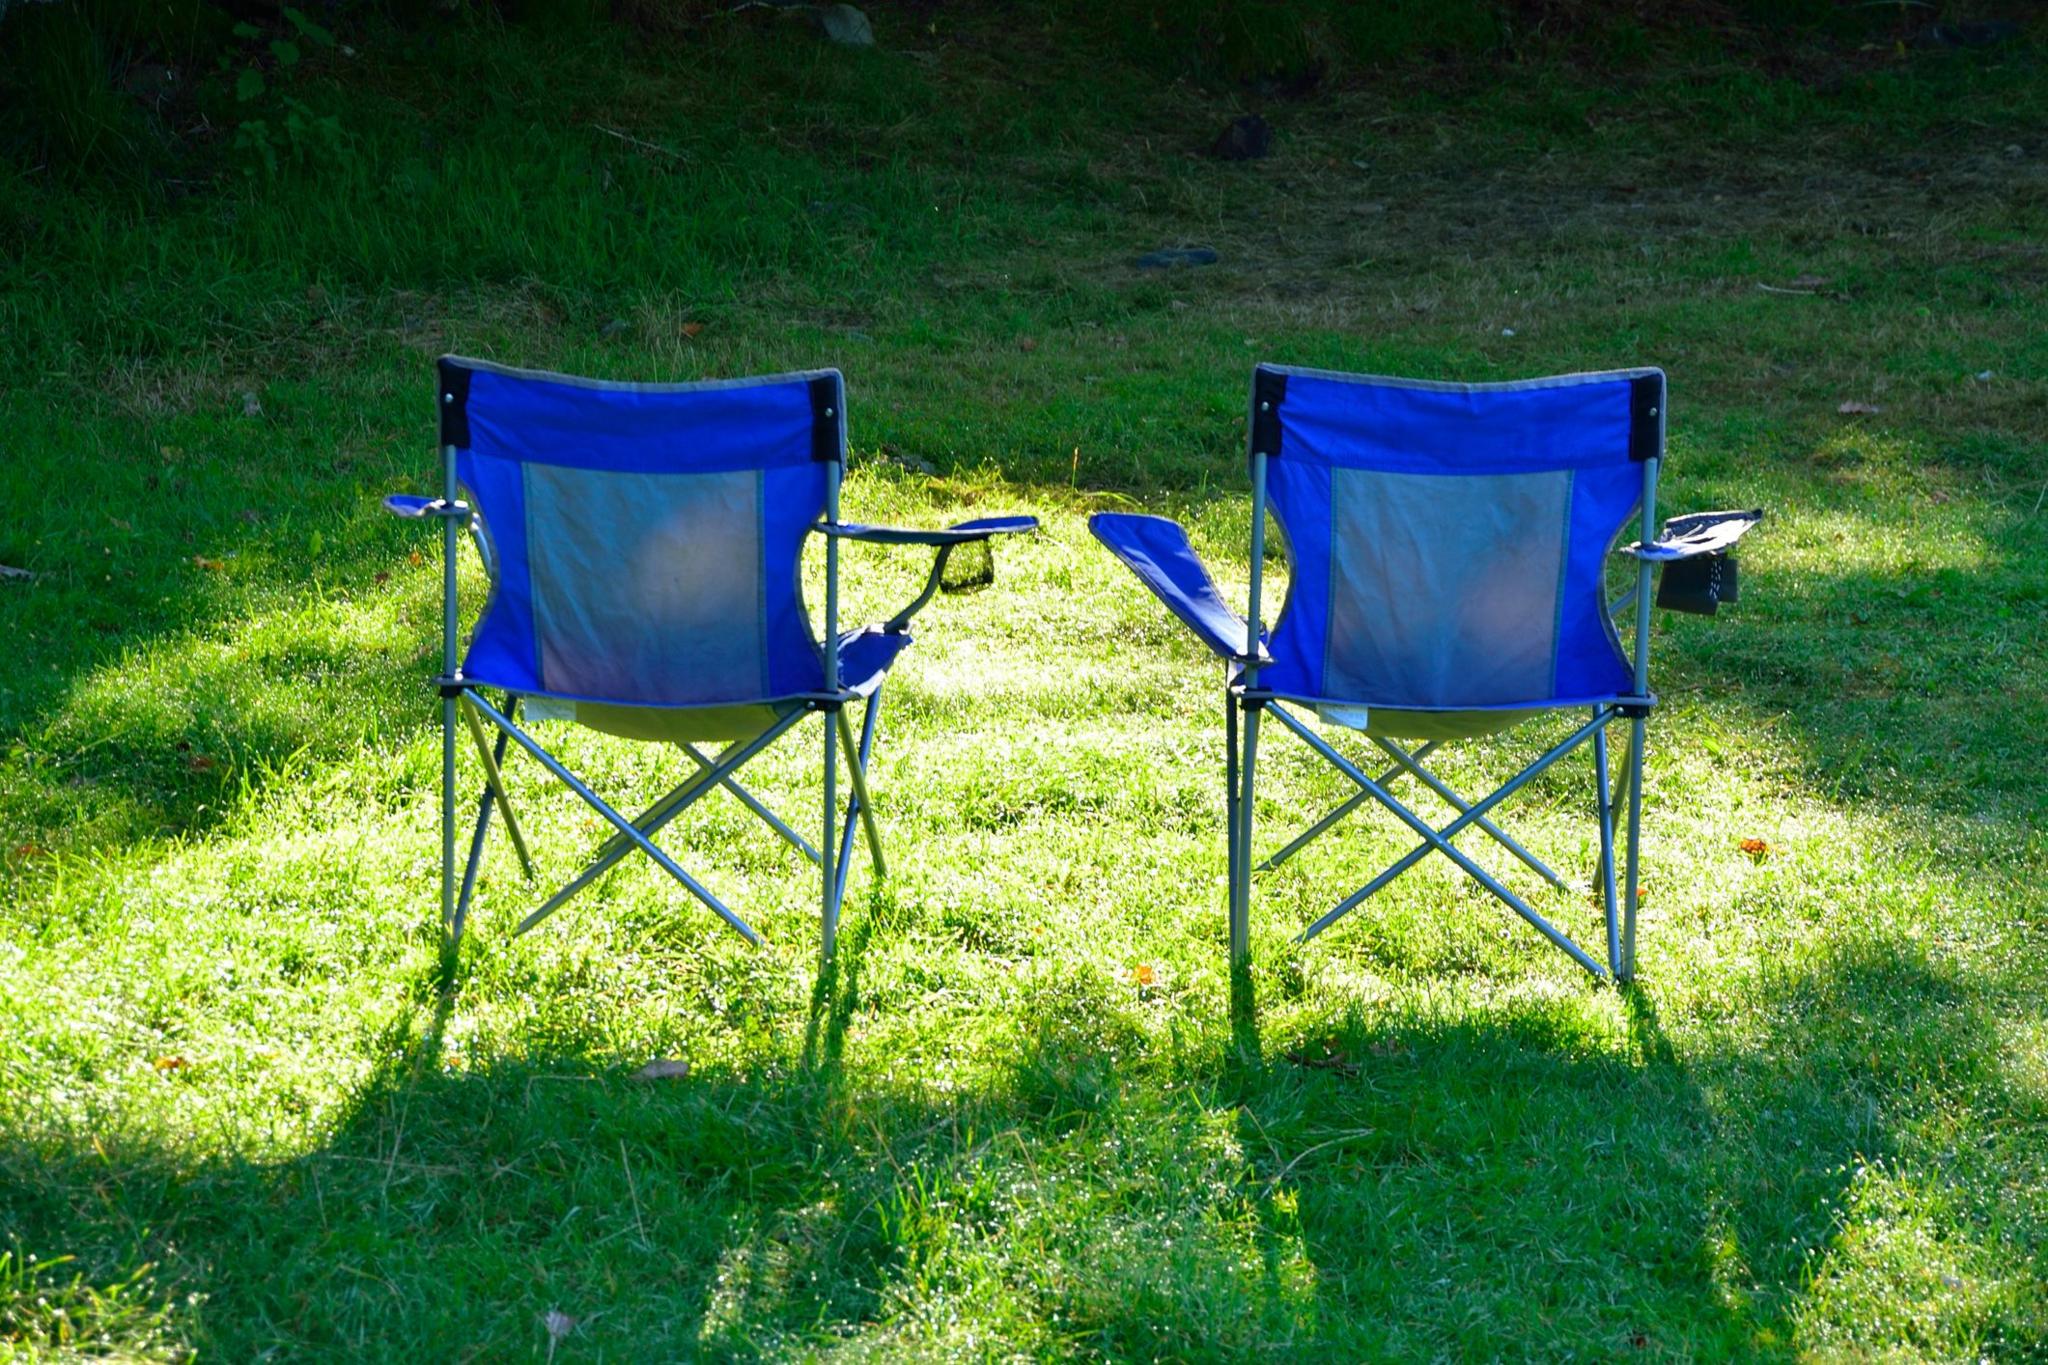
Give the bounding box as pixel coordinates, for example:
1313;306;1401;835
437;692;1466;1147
1093;365;1758;982
387;357;1035;960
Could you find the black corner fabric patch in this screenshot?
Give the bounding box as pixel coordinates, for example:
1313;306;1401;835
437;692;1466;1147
437;358;472;449
809;374;843;464
1252;367;1287;459
1628;372;1664;462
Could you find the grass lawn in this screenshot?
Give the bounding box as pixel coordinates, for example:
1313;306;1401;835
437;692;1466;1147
3;7;2046;1359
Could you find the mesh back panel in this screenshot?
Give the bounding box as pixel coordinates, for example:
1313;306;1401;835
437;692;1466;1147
525;465;767;705
1324;467;1570;707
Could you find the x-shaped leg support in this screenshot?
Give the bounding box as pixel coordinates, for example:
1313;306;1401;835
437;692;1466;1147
1265;702;1619;979
450;690;888;949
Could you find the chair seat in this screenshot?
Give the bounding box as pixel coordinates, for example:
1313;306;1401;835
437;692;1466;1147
1314;704;1545;742
511;626;913;744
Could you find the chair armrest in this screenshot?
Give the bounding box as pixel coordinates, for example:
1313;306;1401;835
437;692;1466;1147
1619;508;1762;561
1089;512;1267;663
384;493;467;520
819;516;1038;631
816;516;1038;546
382;494;491;577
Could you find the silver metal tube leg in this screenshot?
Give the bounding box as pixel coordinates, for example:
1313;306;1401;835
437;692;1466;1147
1371;737;1568;890
1276;708;1605;977
1258;742;1436;874
1226;689;1244;964
455;705;518;939
837;710;885;875
439;441;460;943
683;743;820;865
1296;709;1611;941
1228;699;1245;965
468;696;763;945
441;696;457;939
1281;705;1611;964
1594;721;1621;978
509;725;794;937
1622;715;1647;981
459;696;534;877
821;707;839;964
833;693;885;907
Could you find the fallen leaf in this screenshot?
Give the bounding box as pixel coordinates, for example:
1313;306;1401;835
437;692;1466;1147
1837;400;1881;415
186;754;216;772
631;1058;691;1081
11;843;46;862
1128;963;1156;987
1788;273;1830;289
1018;337;1038;353
374;571;391;584
193;555;225;571
408;549;423;566
1739;837;1771;861
680;321;704;339
153;1055;188;1072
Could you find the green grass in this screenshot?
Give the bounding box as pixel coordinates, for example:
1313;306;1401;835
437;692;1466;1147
4;7;2048;1360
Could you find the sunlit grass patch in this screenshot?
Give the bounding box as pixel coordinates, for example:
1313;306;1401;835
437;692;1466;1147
3;6;2046;1359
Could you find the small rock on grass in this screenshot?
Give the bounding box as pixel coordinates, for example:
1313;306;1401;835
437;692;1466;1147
632;1058;691;1081
1211;114;1272;161
1135;247;1219;270
819;4;873;46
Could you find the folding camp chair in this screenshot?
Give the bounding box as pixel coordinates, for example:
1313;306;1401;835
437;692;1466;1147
386;357;1035;961
1092;365;1758;982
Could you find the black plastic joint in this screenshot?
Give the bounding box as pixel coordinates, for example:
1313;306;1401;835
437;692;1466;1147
809;374;843;464
437;358;472;448
437;681;466;699
1618;702;1654;718
1251;367;1286;459
1628;372;1664;462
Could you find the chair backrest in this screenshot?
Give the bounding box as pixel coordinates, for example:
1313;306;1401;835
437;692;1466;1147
1248;364;1660;712
438;356;844;708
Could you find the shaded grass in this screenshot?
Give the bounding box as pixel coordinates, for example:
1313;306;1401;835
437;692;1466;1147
4;8;2048;1361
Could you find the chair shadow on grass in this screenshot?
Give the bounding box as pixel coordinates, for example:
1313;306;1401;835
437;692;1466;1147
0;926;2033;1358
1212;933;2030;1356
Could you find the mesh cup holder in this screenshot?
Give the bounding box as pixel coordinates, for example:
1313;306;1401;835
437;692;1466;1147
940;538;994;594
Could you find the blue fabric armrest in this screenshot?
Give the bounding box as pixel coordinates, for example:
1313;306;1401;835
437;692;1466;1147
1090;512;1264;662
818;516;1038;546
384;494;437;518
384;494;471;520
1621;508;1762;561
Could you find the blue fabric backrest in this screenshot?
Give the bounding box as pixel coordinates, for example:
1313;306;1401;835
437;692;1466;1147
1250;365;1660;711
439;357;842;707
